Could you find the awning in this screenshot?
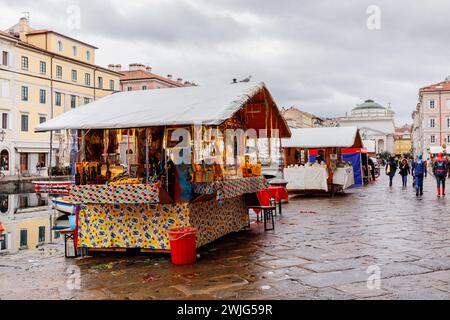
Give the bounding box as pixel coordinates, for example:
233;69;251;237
282;127;363;149
35;81;291;138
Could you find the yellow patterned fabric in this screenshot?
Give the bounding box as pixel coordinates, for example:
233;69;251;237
77;196;249;250
78;203;190;249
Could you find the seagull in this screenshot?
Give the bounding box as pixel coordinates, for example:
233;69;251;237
239;75;252;82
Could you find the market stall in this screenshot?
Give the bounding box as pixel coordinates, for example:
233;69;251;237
282;127;362;194
36;82;290;252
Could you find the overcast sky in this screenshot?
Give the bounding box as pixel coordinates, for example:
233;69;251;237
2;0;450;126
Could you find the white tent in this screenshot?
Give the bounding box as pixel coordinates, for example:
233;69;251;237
362;139;376;153
281;127;363;149
429;146;446;154
35;82;285;132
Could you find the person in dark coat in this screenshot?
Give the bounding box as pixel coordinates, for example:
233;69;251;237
386;156;397;187
398;158;410;188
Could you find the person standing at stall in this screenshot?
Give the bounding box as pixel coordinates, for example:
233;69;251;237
386;156;397;187
412;154;427;197
433;152;449;197
399;158;410;188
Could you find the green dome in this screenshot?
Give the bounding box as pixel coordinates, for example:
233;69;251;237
353;99;386;111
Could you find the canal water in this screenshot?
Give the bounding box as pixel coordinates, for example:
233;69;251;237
0;192;65;255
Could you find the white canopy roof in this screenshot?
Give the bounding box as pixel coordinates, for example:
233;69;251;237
362;139;376;153
282;127;362;148
36;82;270;132
429;146;446;154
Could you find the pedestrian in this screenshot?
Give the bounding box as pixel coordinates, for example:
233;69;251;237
399;158;410;188
432;152;449;197
386;156;397;187
412;154;427;197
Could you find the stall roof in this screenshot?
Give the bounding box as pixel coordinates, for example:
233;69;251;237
35;81;290;137
282;127;363;148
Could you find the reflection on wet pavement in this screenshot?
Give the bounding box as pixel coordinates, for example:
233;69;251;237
2;174;450;300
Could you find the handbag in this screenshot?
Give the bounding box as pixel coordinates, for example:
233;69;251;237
386;164;390;175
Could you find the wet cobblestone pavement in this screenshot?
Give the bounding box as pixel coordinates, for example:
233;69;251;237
2;173;450;300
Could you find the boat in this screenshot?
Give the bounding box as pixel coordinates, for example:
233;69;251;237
51;196;75;215
33;180;71;194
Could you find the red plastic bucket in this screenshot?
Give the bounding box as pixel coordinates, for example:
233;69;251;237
167;227;197;265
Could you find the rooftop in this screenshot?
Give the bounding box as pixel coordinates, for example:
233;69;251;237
420;80;450;92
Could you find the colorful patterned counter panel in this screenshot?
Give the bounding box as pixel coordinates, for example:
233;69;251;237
77;196;249;250
69;183;159;204
193;176;268;202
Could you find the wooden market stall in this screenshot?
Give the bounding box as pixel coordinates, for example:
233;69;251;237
281;127;363;195
35;82;290;252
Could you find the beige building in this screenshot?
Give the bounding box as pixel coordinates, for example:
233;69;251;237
281;107;322;128
394;125;412;156
0;17;121;176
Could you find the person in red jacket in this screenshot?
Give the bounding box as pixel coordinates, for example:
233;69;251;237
433;153;450;197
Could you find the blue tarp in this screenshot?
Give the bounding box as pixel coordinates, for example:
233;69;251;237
342;152;363;187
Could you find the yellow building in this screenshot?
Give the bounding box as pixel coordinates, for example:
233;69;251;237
0;17;121;176
394;126;412;156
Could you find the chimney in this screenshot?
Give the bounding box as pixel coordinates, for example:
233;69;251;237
18;17;30;42
129;63;146;71
146;66;152;73
115;64;122;72
108;64;115;71
184;81;191;86
167;74;173;80
177;78;183;83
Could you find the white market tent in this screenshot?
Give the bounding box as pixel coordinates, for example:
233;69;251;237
35;81;290;136
429;146;446;154
362;139;376;153
281;127;363;149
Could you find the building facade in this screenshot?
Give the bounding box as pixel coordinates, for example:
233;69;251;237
281;107;323;128
339;99;396;154
109;63;191;92
0;17;121;176
412;78;450;159
394;125;412;156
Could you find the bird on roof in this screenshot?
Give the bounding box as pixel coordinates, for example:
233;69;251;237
239;75;252;82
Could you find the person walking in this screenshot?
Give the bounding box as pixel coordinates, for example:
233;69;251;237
412;154;427;197
432;152;449;197
399;158;410;188
386;156;397;187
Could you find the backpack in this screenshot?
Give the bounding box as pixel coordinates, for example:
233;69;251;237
435;161;447;174
415;161;424;175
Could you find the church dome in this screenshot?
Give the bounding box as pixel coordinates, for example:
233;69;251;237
352;99;386;111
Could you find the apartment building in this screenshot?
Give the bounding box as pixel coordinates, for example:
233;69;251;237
0;17;121;176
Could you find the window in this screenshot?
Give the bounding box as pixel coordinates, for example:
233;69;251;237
447;135;450;143
39;89;46;104
2;51;8;66
72;46;77;57
430;100;435;109
55;92;62;106
21;114;28;132
1;113;8;129
20;229;28;248
0;233;7;250
21;86;28;101
98;76;103;89
127;86;132;91
1;79;9;97
447;118;450;128
70;95;76;108
110;80;114;90
430;118;436;128
39;61;46;75
85;73;91;86
142;85;147;90
39;116;46;124
57;40;63;52
21;56;28;70
38;226;45;243
71;69;77;82
56;65;62;79
83;97;91;105
447;100;450;108
431;135;436;144
86;50;91;61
